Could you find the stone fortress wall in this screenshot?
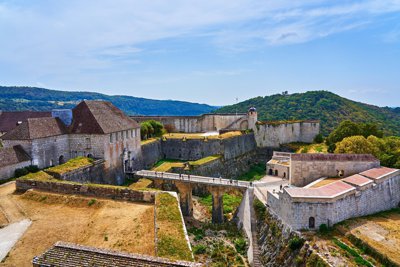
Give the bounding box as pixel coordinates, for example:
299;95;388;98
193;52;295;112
131;113;254;133
254;121;320;148
289;154;380;187
268;168;400;230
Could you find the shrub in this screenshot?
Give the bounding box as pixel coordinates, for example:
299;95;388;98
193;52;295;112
318;224;331;234
14;167;29;178
26;165;39;173
234;237;247;255
88;199;96;206
288;236;305;251
253;198;267;221
193;244;207;255
314;133;324;144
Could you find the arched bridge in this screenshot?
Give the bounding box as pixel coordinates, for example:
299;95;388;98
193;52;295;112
135;170;251;223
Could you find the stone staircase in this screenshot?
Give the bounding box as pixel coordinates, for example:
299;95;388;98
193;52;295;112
248;188;262;267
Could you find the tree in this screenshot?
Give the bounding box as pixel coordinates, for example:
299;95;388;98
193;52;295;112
140;124;149;140
327;120;362;146
361;123;383;138
334;136;379;156
314;133;324;144
148;120;164;137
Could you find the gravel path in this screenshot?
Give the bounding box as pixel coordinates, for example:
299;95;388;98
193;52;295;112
0;219;31;262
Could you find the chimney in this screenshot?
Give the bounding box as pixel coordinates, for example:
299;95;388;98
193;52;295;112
52;109;73;126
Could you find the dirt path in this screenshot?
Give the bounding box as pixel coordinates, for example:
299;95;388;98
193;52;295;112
0;182;26;225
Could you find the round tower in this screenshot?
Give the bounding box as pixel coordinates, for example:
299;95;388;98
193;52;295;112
248;107;258;130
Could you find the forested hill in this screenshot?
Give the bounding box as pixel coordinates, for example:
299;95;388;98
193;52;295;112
0;86;216;116
215;91;400;136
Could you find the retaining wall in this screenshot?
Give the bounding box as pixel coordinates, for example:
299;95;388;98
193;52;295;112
16;179;156;203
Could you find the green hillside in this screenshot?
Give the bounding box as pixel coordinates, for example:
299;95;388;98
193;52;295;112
0;86;216;116
216;91;400;136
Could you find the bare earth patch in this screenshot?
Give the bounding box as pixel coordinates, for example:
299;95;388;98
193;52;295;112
0;186;155;267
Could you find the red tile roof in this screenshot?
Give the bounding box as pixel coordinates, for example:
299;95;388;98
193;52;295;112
342;174;373;187
359;167;399;180
1;117;68;140
70;101;139;134
0;111;51;133
286;181;355;198
0;145;31;167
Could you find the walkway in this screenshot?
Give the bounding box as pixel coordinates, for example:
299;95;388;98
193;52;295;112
135;170;250;188
253;175;288;204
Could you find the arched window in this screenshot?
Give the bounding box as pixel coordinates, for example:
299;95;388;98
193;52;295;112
309;217;315;229
275;170;279;176
283;172;286;178
58;155;65;165
269;169;273;175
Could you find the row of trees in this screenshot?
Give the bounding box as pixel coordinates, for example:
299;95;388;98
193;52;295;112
324;120;400;168
140;120;165;140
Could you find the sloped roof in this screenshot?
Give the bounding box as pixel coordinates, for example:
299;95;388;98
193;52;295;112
0;111;51;133
70;101;139;134
33;242;201;267
0;145;31;167
360;167;399;180
285;181;355;199
342;174;373;187
1;117;68;140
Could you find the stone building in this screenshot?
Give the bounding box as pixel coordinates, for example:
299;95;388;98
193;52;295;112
268;167;400;230
0;145;31;180
1;101;141;184
267;152;379;186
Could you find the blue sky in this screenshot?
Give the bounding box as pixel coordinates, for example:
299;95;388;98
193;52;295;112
0;1;399;106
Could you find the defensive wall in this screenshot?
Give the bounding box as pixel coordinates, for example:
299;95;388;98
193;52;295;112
131;113;254;133
290;153;380;187
141;133;257;168
267;167;400;230
16;178;156;203
254;120;320;148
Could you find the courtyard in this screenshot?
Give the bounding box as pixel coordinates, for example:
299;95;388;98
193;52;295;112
0;182;155;267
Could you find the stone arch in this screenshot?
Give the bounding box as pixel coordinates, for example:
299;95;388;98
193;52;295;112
309;217;315;229
58;155;65;165
269;169;273;175
275;170;279;176
239;120;249;130
283;172;286;178
87;153;94;158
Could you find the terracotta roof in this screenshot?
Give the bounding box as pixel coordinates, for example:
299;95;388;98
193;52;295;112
0;111;51;133
359;167;399;180
70;101;139;134
33;242;201;267
290;153;378;162
0;145;30;168
285;181;355;199
1;117;68;140
342;174;373;187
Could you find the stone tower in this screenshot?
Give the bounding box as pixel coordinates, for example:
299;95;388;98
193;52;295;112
248;107;258;130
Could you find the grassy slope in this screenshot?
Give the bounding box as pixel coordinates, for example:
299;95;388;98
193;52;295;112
216;90;400;136
0;86;216;116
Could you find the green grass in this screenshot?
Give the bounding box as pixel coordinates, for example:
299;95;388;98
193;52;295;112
333;238;373;267
46;157;94;175
199;193;242;215
190;155;221;166
237;163;266;181
19;171;55;181
155;193;193;262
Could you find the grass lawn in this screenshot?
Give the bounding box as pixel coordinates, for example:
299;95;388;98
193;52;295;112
237;163;266;181
141;138;159;145
45;157;94;175
155;193;193;262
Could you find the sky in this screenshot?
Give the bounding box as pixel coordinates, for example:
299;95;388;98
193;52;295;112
0;0;399;107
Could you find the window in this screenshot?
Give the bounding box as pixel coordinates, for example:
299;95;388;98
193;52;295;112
126;131;128;139
86;137;91;149
110;133;113;143
131;129;134;138
116;132;119;141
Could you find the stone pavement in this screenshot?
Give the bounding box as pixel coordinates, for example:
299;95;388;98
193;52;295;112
253;175;289;203
0;219;31;261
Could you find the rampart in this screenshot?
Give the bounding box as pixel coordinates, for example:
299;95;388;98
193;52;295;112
254;120;320;148
268;168;400;230
290;153;380;187
131;113;250;133
16;179;156;203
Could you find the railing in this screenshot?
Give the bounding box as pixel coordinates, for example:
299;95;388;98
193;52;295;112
136;170;250;188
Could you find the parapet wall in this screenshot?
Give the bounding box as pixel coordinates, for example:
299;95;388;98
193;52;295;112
268;172;400;230
254;121;320;148
16;179;156;203
290;154;380;187
131;113;250;133
147;133;257;163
